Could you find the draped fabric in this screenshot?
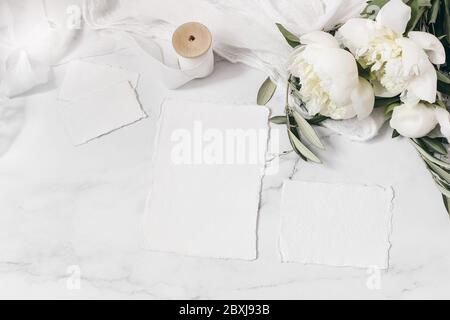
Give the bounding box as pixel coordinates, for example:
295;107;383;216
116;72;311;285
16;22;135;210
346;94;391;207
0;0;381;157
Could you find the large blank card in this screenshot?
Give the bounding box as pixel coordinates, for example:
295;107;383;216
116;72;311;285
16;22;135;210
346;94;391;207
144;100;269;260
279;180;393;269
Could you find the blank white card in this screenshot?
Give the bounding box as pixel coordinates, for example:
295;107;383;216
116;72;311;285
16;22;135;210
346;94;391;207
143;99;269;260
279;180;393;269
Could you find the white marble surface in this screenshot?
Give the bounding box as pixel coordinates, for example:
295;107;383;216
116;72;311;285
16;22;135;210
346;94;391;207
1;45;450;300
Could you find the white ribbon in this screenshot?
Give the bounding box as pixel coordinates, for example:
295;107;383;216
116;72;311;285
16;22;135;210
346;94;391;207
0;0;77;156
0;0;77;97
322;107;387;142
82;0;215;89
0;97;25;156
81;0;384;141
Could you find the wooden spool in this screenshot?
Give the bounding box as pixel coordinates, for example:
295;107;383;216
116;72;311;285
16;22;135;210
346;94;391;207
172;22;212;59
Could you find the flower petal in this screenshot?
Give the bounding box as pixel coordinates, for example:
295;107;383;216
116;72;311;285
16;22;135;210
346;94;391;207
300;31;339;48
372;79;402;98
390;102;437;138
376;0;411;35
397;37;430;74
336;18;376;56
408;31;446;65
434;108;450;141
301;46;359;106
406;61;437;104
351;77;375;119
397;37;437;103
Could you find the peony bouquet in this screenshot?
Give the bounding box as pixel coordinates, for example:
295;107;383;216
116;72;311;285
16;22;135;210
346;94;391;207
258;0;450;215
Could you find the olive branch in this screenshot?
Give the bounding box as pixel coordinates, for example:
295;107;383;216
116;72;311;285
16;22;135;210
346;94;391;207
257;0;450;216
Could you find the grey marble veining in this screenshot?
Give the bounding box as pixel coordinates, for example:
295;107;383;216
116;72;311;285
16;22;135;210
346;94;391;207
1;47;450;299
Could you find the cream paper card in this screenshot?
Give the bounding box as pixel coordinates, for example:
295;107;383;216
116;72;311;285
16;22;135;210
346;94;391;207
143;99;269;260
61;81;146;145
58;60;140;101
279;180;393;269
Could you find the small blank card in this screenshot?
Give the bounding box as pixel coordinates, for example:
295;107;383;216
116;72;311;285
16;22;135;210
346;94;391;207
58;60;146;145
61;81;146;145
58;60;140;101
279;180;393;269
143;99;269;260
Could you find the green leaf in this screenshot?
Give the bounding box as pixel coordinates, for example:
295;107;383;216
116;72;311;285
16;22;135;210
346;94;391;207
433;176;450;197
418;136;448;155
438;80;450;95
276;23;301;48
375;96;401;109
444;0;450;45
437;69;450;84
288;130;322;163
436;100;447;108
392;129;401;138
407;0;432;32
307;114;329;126
423;156;450;183
287;128;306;161
257;77;277;106
442;195;450;216
412;140;450;169
362;0;389;19
429;0;441;24
292;110;325;150
384;101;401;117
269;115;288;125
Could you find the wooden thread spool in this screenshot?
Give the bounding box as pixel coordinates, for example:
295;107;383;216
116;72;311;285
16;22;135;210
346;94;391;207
172;22;214;78
172;22;212;59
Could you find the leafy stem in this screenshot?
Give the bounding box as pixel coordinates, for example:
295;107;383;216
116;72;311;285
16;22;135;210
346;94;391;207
411;137;450;216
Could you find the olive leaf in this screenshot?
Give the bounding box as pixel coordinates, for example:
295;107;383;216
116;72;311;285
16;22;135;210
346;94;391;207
433;176;450;198
444;0;450;45
418;136;448;155
362;0;389;18
423;156;450;183
375;96;401;109
407;0;432;32
437;70;450;97
292;110;325;149
384;101;401;117
392;130;401;138
429;0;441;24
307;114;329;126
442;195;450;216
437;69;450;84
269;115;288;125
257;77;277;106
276;23;301;48
288;130;322;163
413;137;450;216
438;81;450;95
412;140;450;169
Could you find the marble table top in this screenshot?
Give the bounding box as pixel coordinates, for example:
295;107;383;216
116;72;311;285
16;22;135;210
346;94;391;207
1;46;450;299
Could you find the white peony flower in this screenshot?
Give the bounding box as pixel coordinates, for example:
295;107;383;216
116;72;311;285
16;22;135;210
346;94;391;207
336;0;446;104
389;102;450;140
289;31;375;120
390;102;438;138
